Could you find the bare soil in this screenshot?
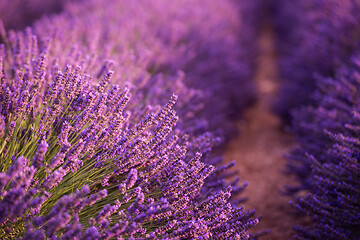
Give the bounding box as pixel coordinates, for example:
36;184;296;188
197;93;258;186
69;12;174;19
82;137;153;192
224;27;302;239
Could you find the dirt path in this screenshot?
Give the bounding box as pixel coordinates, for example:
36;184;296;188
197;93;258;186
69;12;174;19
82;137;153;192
225;27;300;239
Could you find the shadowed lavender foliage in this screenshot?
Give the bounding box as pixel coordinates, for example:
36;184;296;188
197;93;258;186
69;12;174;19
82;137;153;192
271;0;360;124
286;57;360;239
0;0;78;30
0;0;261;239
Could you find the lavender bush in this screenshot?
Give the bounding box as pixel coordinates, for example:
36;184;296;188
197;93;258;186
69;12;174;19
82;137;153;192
271;0;360;124
0;0;261;238
0;32;259;239
25;0;261;205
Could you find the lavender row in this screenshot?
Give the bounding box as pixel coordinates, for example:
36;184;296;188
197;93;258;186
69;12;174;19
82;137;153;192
271;1;360;238
271;0;360;124
285;57;360;240
0;0;261;238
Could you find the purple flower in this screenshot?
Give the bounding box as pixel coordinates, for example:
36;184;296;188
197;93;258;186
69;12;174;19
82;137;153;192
125;168;138;189
0;115;5;138
81;226;101;240
32;137;49;168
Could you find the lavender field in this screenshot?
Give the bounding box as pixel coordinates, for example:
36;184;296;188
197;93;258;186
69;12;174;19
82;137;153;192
0;1;359;239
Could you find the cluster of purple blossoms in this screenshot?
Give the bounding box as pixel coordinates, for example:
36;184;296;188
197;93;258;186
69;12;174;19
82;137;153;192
271;0;360;124
271;1;360;239
0;0;261;239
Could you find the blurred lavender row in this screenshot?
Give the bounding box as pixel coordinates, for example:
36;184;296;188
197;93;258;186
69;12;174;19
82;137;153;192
0;0;78;30
271;1;360;239
0;0;261;239
271;0;360;124
289;59;360;239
